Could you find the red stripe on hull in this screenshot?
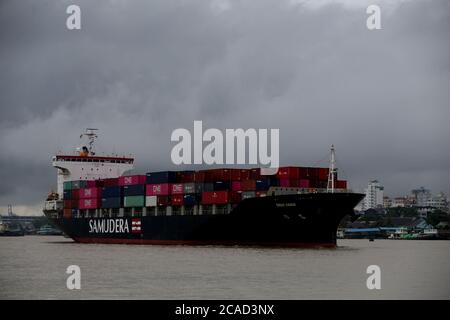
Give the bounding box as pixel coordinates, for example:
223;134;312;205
72;237;336;248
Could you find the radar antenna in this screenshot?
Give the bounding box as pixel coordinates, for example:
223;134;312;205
80;128;98;155
327;145;337;193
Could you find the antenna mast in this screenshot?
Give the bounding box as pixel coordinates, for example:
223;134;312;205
327;145;336;193
80;128;98;155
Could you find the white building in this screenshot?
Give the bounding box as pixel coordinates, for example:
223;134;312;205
426;192;448;212
363;180;384;210
411;187;431;207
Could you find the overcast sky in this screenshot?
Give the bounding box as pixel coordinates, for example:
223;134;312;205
0;0;449;215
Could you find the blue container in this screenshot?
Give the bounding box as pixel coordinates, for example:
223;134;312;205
146;171;177;184
102;186;122;198
256;178;270;191
63;190;72;200
101;197;122;208
123;184;145;196
183;194;198;206
213;181;231;191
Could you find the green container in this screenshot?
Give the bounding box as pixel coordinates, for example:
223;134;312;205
124;196;145;207
63;181;73;190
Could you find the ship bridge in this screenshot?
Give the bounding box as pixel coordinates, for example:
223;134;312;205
52;129;134;196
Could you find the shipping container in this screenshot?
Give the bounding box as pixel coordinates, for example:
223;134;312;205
64;200;78;209
101;186;122;198
103;178;119;187
79;187;102;199
255;178;270;191
146;183;170;196
231;181;242;191
230;191;242;203
124;195;145;207
213;181;231;191
241;180;256;191
183;194;197;206
201;183;214;192
241;191;256;200
171;194;184;206
86;180;97;188
123;184;146;196
79;198;100;209
119;175;146;186
63;190;72;200
63;208;72;218
101;197;122;209
336;180;347;189
146;171;177;184
157;196;170;206
318;168;329;181
299;179;310;188
280;179;299;188
145;196;157;207
171;183;184;194
63;181;72;190
249;168;261;180
71;189;80;200
72;180;88;189
201;191;230;204
183;183;196;194
176;171;195;183
276;167;300;180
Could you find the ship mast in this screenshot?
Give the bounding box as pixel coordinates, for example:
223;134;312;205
327;144;336;193
80;128;98;155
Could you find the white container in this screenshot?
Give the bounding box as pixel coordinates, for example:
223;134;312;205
146;196;157;207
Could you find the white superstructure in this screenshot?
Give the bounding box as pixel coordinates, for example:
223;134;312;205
51;129;134;197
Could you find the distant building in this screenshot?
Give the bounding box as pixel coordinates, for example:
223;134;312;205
363;180;384;210
426;192;448;212
412;187;431;207
383;196;392;208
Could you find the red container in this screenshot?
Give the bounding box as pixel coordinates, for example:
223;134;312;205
103;178;119;187
171;183;184;195
64;200;77;209
336;180;347;189
146;183;170;196
277;167;300;179
86;180;97;188
171;194;184;206
229;169;242;181
157;196;169;206
194;171;205;183
249;168;261;180
299;179;310;188
298;167;308;179
239;169;251;181
240;180;256;191
63;208;72;218
231;181;242;191
79;187;102;199
176;171;195;183
230;191;242;203
71;189;80;200
318;168;329;181
79;198;100;209
201;191;230;204
280;179;299;187
119;175;146;186
306;167;319;180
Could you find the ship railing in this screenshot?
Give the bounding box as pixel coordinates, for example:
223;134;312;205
267;187;352;196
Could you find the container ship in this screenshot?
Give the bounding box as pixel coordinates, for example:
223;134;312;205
43;129;364;247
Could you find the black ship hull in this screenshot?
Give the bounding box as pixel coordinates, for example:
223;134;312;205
47;192;364;247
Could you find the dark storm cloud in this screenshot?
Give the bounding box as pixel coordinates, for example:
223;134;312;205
0;0;449;214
